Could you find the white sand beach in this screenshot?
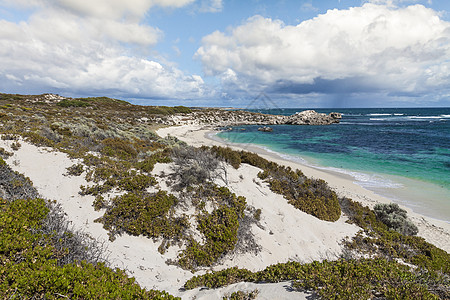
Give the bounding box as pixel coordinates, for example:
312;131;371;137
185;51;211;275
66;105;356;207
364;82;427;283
156;125;450;253
1;126;449;299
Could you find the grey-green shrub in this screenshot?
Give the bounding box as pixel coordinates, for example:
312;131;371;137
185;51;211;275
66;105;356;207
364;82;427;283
373;203;418;236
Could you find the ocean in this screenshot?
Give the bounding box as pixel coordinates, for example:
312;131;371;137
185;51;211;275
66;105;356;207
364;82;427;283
217;108;450;222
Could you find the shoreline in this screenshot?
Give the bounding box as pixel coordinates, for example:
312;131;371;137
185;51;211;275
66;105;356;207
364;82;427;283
214;131;450;224
157;124;450;253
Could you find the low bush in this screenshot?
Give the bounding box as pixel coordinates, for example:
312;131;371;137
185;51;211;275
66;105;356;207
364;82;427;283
374;203;418;236
0;161;39;201
184;258;446;299
0;147;13;158
118;173;157;191
57;99;92;108
208;146;341;222
0;198;178;299
171;146;226;189
146;106;191;115
65;163;84;176
223;289;259;300
95;191;188;241
101;137;138;159
177;184;247;270
340;197;450;275
10;141;21;150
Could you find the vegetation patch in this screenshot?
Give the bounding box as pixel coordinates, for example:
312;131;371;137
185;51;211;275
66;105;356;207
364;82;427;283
95;191;188;242
223;289;259;300
177;184;247;270
57;99;93;108
340;197;450;275
184;258;447;299
374;202;418;235
207;146;341;222
0;197;178;299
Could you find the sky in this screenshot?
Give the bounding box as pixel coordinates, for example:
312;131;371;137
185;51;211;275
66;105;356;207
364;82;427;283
1;0;450;108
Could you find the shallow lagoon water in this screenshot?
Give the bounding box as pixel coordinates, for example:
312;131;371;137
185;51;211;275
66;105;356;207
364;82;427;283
218;108;450;222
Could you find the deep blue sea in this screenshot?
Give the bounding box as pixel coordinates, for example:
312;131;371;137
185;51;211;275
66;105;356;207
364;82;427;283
217;108;450;222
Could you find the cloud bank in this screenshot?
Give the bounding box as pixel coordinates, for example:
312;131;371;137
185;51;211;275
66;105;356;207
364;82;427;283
0;0;207;100
196;3;450;101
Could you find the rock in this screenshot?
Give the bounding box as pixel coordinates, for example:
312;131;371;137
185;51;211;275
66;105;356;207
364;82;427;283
286;110;341;125
258;126;273;132
160;109;341;127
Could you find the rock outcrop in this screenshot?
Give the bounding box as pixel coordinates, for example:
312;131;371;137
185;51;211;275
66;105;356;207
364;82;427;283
286;110;342;125
162;109;342;127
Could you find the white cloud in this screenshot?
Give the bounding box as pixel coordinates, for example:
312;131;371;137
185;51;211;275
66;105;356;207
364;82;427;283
196;3;450;98
0;0;208;100
301;2;319;12
199;0;223;13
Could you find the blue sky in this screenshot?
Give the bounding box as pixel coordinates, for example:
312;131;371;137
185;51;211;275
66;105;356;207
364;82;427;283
1;0;450;107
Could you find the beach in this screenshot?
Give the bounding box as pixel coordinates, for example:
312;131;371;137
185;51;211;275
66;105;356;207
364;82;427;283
157;124;450;253
1;124;449;299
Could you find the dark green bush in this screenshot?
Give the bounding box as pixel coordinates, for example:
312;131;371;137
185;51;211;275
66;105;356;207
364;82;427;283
146;106;191;115
96;191;187;241
206;146;242;169
101;138;138;159
177;183;247;270
179;206;240;269
57;99;92;108
118;173;157;191
65;163;84;176
0;147;13;158
223;289;259;300
0;161;39;201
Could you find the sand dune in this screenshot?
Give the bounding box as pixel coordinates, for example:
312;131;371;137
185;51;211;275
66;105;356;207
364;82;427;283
1;126;449;299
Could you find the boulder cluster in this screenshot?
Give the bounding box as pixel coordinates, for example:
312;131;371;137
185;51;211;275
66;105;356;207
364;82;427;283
285;110;342;125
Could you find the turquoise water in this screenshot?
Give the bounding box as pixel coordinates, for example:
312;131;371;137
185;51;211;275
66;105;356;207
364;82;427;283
217;108;450;221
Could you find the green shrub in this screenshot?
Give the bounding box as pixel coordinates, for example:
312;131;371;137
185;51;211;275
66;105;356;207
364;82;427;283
374;203;418;236
179;206;240;269
340;197;450;275
177;184;247;270
146;106;191;115
118;173;157;191
0;198;178;299
57;99;92;108
65;163;84;176
253;209;261;221
184;259;445;299
22;131;56;147
0;147;13;158
0;161;39;201
10;141;21;150
206;146;242;169
137;151;172;173
101;138;138;159
95;191;187;241
207;146;341;222
223;289;259;300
